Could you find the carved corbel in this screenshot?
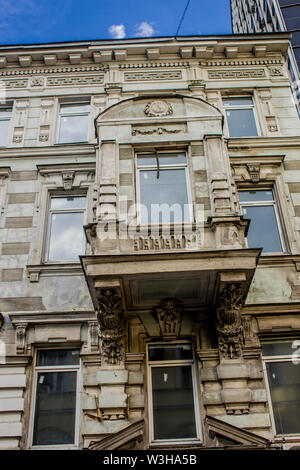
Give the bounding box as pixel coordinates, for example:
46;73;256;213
154;299;182;337
15;323;28;354
96;288;125;365
62;171;75;190
216;284;244;360
247;164;260;183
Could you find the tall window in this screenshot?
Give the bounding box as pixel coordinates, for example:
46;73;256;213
223;97;259;137
31;349;80;447
148;343;200;443
262;340;300;436
46;195;86;262
136;152;192;224
0;103;12;147
239;189;284;253
57;100;90;143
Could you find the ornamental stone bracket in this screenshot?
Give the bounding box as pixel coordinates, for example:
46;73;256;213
96;284;125;366
15;323;28;355
154;299;182;337
215;283;245;360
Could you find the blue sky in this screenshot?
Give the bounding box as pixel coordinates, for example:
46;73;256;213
0;0;232;45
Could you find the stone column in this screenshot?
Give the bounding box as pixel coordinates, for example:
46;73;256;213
204;135;247;249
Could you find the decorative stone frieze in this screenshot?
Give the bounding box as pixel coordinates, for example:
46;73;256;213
132;124;185;136
154;299;182;337
208;69;265;79
133;232;201;251
216;284;244;360
47;74;105;87
96;289;125;365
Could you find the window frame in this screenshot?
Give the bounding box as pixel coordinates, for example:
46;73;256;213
0;102;13;148
223;96;261;138
28;348;81;450
238;186;286;254
135;149;194;226
44;192;87;264
146;341;202;445
56;98;90;144
262;339;300;438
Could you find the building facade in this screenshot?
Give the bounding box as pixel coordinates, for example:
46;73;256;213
231;0;300;111
0;33;300;450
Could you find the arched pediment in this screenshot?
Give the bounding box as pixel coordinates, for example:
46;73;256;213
95;95;223;141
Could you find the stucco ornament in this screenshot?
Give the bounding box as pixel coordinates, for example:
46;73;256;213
216;284;244;359
155;298;182;336
96;289;125;365
144;100;173;117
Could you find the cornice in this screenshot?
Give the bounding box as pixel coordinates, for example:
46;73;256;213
9;310;95;324
227;136;300;149
242;302;300;316
230;154;285;165
0;144;96;159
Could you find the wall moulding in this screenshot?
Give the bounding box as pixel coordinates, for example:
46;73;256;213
205;58;283;67
0;65;108;77
119;61;190;69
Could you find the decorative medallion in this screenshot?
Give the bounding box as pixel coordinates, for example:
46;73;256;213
144;100;173;117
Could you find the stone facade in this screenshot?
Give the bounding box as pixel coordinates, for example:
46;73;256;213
0;33;299;450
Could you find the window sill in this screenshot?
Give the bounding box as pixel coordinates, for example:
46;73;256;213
149;439;203;449
27;262;83;282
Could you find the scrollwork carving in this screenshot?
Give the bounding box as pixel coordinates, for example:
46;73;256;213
144;100;173;117
155;298;182;337
96;289;125;365
216;284;244;359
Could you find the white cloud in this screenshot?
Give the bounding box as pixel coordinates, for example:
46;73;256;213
135;21;155;37
108;24;126;39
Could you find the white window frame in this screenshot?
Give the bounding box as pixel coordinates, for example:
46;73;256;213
45;193;87;263
262;341;300;439
239;187;286;253
147;341;202;446
135;150;193;226
223;96;261;137
28;348;81;450
56;99;90;144
0;102;13;147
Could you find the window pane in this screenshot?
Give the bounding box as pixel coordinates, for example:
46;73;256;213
60;103;90;114
262;341;297;357
139;169;189;223
239;190;274;203
242;205;283;252
0;119;10;147
223;97;254;107
266;362;300;434
48;212;85;261
33;371;77;445
149;344;193;361
50;196;86;210
152;366;197;440
226;108;258;137
36;350;80;367
137;153;186;167
58;115;89;143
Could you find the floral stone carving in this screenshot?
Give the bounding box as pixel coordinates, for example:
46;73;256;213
144;100;173;117
216;284;244;359
155;299;182;337
96;289;125;365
